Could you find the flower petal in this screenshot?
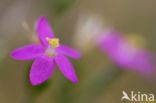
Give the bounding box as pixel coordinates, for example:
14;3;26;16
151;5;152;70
56;44;81;59
55;54;78;83
133;51;155;75
30;55;55;85
96;30;124;54
11;44;44;60
37;16;55;46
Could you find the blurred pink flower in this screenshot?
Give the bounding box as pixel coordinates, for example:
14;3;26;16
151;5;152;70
96;30;155;75
11;16;81;85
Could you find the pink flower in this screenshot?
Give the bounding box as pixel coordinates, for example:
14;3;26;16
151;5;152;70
11;16;81;85
96;30;155;75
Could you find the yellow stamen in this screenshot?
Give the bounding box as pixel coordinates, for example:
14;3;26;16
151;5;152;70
126;33;146;48
46;37;60;48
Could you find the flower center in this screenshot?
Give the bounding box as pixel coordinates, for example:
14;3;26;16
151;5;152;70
46;37;60;48
126;34;146;49
45;37;60;57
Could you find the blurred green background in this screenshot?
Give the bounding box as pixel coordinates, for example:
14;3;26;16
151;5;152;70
0;0;156;103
